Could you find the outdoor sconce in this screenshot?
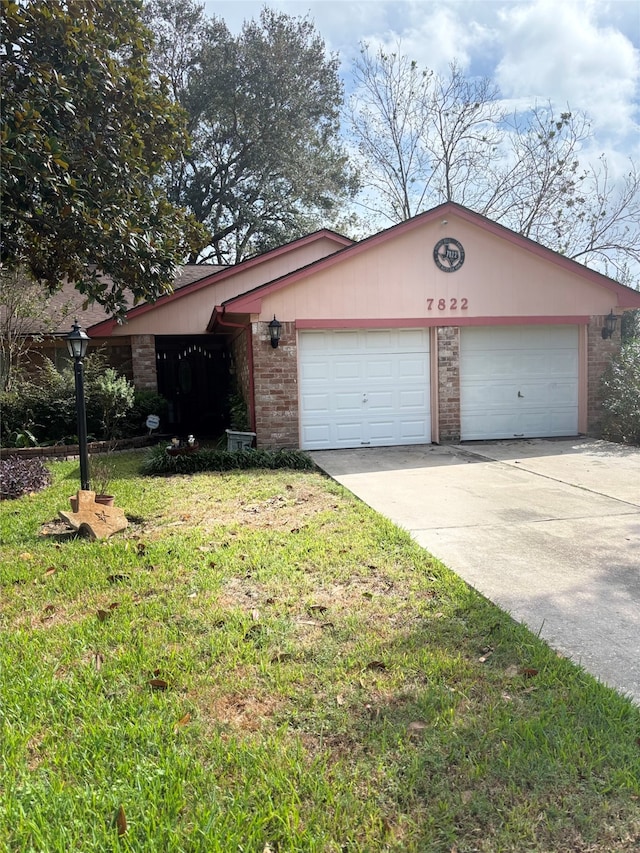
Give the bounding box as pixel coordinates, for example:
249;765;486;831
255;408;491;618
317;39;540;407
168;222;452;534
268;315;282;348
601;310;618;339
66;320;91;490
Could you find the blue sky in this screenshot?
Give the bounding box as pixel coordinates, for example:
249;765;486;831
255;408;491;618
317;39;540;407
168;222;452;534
203;0;640;173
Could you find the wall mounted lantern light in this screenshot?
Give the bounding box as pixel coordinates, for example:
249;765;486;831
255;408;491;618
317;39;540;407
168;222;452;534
268;315;282;348
66;319;91;490
601;310;618;340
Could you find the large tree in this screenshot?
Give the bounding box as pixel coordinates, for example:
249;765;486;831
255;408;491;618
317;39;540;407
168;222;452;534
145;0;358;264
1;0;206;317
349;45;640;282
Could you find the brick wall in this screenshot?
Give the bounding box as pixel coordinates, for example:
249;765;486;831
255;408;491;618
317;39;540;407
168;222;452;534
437;326;461;443
131;335;157;391
251;321;299;448
587;315;621;435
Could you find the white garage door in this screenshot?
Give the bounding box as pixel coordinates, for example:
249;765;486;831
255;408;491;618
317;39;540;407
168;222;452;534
460;325;579;440
299;329;431;450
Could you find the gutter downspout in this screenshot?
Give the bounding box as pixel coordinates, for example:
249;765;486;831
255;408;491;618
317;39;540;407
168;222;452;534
214;308;256;433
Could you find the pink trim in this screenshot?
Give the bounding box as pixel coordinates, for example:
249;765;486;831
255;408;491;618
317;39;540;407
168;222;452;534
247;325;256;433
578;326;588;433
88;230;353;336
295;316;589;330
429;327;439;445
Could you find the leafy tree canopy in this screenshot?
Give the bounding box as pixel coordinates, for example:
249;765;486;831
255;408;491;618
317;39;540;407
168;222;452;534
145;0;358;264
1;0;207;317
349;45;640;284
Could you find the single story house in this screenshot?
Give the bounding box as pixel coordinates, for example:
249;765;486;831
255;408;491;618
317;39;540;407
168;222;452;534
30;202;640;448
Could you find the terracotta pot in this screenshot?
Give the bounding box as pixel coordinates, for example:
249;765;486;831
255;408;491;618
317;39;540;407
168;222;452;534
95;494;115;507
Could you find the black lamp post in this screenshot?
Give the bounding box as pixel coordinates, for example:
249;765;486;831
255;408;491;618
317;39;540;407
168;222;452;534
66;320;91;490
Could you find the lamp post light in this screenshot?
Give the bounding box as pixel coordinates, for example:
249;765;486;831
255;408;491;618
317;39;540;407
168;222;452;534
601;310;618;340
268;315;282;348
66;320;91;490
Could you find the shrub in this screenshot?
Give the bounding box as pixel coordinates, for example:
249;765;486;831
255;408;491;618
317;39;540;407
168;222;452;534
92;368;135;439
140;445;315;476
601;341;640;446
121;390;169;437
0;353;136;446
0;456;51;499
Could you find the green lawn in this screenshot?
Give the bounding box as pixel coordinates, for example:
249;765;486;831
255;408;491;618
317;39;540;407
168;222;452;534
1;451;639;852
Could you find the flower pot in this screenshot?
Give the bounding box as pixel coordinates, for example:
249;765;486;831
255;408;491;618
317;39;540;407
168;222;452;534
95;494;115;507
167;444;199;457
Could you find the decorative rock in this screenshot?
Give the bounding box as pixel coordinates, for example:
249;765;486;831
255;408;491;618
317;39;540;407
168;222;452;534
59;490;128;540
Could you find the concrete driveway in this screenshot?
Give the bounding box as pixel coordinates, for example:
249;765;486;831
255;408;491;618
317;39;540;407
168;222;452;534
310;438;640;704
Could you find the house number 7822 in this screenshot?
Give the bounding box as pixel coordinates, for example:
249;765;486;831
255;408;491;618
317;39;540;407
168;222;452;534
427;298;468;310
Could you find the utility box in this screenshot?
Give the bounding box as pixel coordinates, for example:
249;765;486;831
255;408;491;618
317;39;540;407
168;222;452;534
226;429;256;451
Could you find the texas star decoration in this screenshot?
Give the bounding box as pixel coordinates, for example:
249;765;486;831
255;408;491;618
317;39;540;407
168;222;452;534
433;238;465;272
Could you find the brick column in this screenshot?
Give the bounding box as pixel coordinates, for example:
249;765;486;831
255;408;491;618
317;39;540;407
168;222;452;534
587;315;621;436
437;326;461;443
251;321;299;448
131;335;158;391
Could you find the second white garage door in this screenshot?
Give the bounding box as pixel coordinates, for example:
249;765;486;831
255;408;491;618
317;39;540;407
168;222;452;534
299;329;431;450
460;325;579;440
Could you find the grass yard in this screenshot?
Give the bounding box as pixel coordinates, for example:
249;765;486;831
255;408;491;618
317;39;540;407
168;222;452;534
1;451;639;852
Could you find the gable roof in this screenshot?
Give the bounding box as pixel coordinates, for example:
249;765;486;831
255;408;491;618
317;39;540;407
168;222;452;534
218;202;640;316
88;229;352;337
4;264;224;337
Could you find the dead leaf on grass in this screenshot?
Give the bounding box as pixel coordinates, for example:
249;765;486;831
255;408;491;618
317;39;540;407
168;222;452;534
149;678;169;691
44;567;56;577
336;694;345;706
407;721;429;735
96;609;110;622
94;653;104;671
271;652;292;663
251;609;260;621
307;604;328;614
42;604;55;616
115;804;127;836
175;713;191;729
521;667;539;678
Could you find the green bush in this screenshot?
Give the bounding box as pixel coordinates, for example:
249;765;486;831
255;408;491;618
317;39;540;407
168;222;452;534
121;390;169;437
92;368;135;439
601;341;640;446
0;354;137;446
141;444;316;476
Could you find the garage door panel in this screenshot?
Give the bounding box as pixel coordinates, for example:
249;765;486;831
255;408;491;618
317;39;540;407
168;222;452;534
299;329;431;450
334;360;362;381
301;393;330;413
460;326;579;440
335;392;363;412
367;391;394;410
367;359;394;380
399;389;428;408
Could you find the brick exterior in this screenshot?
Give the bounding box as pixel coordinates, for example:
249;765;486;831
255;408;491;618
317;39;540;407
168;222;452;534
587;315;621;436
437;326;461;443
251;321;299;448
131;335;157;391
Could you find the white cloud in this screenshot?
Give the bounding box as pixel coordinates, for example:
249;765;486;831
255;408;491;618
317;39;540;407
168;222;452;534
495;0;639;143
